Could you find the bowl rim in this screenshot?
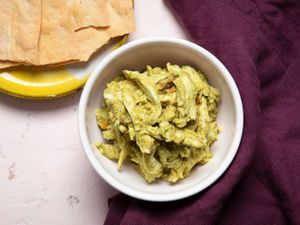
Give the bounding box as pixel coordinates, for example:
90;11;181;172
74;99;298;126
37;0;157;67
78;37;244;202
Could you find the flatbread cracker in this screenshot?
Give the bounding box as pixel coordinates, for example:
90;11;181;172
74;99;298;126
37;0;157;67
73;0;110;31
37;0;76;64
0;61;21;69
0;0;135;68
38;0;135;65
0;0;41;63
69;0;135;62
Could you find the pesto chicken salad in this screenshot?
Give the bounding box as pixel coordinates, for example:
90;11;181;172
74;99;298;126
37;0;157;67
96;63;220;183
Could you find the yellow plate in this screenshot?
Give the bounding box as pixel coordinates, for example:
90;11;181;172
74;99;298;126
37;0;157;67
0;36;128;100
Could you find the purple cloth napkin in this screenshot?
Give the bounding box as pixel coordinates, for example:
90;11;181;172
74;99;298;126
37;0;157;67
104;0;300;224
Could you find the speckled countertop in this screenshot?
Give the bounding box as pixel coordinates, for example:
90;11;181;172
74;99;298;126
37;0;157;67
0;1;187;224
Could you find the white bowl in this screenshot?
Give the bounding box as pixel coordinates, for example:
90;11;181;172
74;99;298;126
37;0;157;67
78;38;243;202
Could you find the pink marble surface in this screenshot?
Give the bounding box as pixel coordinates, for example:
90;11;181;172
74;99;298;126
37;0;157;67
0;1;187;224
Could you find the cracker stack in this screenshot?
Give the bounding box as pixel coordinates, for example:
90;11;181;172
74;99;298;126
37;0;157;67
0;0;135;69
